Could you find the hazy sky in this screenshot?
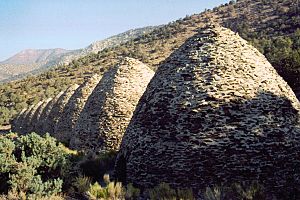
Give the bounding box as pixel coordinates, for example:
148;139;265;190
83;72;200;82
0;0;229;61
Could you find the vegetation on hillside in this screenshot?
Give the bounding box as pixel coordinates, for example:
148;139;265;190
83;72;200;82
0;0;300;126
223;0;300;92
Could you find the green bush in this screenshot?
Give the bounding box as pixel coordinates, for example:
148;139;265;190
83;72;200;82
0;133;72;199
73;174;140;200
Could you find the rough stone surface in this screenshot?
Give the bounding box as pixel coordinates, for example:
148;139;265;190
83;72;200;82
115;25;300;191
70;57;154;153
44;84;79;135
35;92;64;134
54;75;102;145
21;101;43;134
29;99;52;133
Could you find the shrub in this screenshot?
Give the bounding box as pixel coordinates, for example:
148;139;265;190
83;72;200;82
125;183;140;200
148;182;176;200
204;182;265;200
229;182;265;200
0;190;64;200
87;174;125;200
204;186;225;200
148;183;194;200
73;176;91;194
74;174;140;200
0;133;72;199
107;181;124;199
88;181;106;199
176;188;195;200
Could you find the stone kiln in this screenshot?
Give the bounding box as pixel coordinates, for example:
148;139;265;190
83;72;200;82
70;57;154;153
35;92;64;134
115;25;300;191
54;75;101;144
44;84;79;135
21;101;43;134
30;98;52;133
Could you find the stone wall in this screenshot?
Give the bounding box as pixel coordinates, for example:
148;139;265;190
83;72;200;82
115;25;300;192
70;58;154;153
54;74;102;145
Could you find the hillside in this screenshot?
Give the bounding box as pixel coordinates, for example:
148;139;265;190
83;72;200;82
0;0;299;125
0;48;70;81
0;26;157;82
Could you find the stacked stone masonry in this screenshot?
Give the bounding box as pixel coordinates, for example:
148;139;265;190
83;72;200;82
70;57;154;153
115;25;300;192
54;75;102;144
44;84;79;135
35;92;64;134
30;98;52;133
22;101;43;134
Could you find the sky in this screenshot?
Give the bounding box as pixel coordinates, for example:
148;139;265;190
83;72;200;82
0;0;229;61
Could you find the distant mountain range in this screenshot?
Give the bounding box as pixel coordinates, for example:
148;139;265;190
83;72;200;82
0;26;157;82
1;48;71;65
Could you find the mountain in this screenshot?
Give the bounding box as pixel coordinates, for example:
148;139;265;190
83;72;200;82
1;48;70;65
55;26;159;66
0;0;299;126
0;26;157;82
0;49;71;81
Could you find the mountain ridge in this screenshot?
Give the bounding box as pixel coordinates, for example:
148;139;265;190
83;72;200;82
0;26;158;82
0;48;70;65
